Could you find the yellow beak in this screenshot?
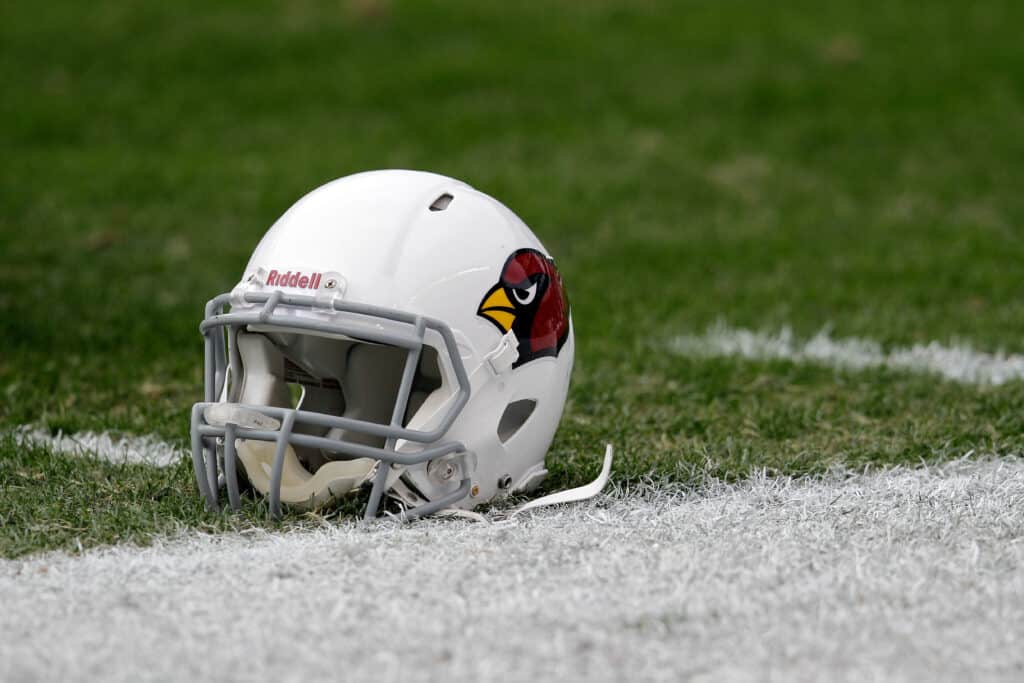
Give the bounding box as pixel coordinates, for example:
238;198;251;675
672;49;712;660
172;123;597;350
477;285;516;333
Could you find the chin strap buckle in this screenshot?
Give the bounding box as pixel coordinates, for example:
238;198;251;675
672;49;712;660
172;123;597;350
484;330;519;375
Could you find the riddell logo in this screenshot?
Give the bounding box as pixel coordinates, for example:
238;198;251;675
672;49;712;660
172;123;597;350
266;269;322;289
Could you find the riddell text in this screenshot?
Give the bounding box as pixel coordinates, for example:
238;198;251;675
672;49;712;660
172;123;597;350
266;270;322;289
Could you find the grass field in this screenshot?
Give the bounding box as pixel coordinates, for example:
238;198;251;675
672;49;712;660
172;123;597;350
3;0;1024;558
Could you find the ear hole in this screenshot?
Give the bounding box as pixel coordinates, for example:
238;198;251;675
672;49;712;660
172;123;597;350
429;193;454;211
497;399;537;443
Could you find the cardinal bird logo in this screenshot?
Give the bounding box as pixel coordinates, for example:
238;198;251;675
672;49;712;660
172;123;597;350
477;248;570;368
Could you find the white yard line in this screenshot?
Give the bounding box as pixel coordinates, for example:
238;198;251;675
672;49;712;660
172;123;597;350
11;426;185;467
3;458;1023;682
670;323;1024;385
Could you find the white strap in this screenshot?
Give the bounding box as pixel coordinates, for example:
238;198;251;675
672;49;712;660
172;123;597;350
484;330;520;375
508;444;614;518
404;444;614;522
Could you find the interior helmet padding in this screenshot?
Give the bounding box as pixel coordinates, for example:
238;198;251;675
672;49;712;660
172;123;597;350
333;342;408;448
231;328;445;509
289;386;345;472
234;332;291;409
236;440;377;508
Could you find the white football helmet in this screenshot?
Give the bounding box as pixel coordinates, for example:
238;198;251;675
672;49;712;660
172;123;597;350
190;170;576;519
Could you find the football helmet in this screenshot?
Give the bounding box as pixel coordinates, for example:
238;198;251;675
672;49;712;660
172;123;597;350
190;170;581;519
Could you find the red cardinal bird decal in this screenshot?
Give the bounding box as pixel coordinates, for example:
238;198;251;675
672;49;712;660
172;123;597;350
477;248;570;367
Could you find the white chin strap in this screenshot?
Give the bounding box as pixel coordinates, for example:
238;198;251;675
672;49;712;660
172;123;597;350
508;444;614;517
429;444;615;523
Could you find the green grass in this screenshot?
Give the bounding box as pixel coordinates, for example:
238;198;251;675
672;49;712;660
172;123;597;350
3;0;1024;556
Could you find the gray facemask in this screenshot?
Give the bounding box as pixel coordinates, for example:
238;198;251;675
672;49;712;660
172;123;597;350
190;288;473;520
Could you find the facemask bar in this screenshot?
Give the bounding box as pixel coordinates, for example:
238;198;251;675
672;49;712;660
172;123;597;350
190;289;473;520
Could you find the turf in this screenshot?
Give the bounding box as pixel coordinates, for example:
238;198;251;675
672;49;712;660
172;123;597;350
3;0;1024;556
5;460;1023;681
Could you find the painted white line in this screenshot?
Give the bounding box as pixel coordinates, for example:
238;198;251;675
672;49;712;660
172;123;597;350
670;323;1024;385
11;426;185;468
2;458;1022;682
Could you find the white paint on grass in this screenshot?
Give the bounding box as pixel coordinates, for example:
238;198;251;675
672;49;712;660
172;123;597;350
670;323;1024;385
12;426;185;468
3;458;1023;682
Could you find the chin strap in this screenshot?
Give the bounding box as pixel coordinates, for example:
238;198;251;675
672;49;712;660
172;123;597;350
507;444;614;518
389;444;615;523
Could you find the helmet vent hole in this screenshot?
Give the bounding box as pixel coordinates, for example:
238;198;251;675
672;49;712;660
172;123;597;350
497;399;537;443
428;193;454;212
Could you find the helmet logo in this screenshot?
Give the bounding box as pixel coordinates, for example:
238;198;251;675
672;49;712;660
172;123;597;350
266;269;322;290
477;248;570;368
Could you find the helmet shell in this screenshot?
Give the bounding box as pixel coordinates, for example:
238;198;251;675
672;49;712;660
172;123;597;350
238;170;574;508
